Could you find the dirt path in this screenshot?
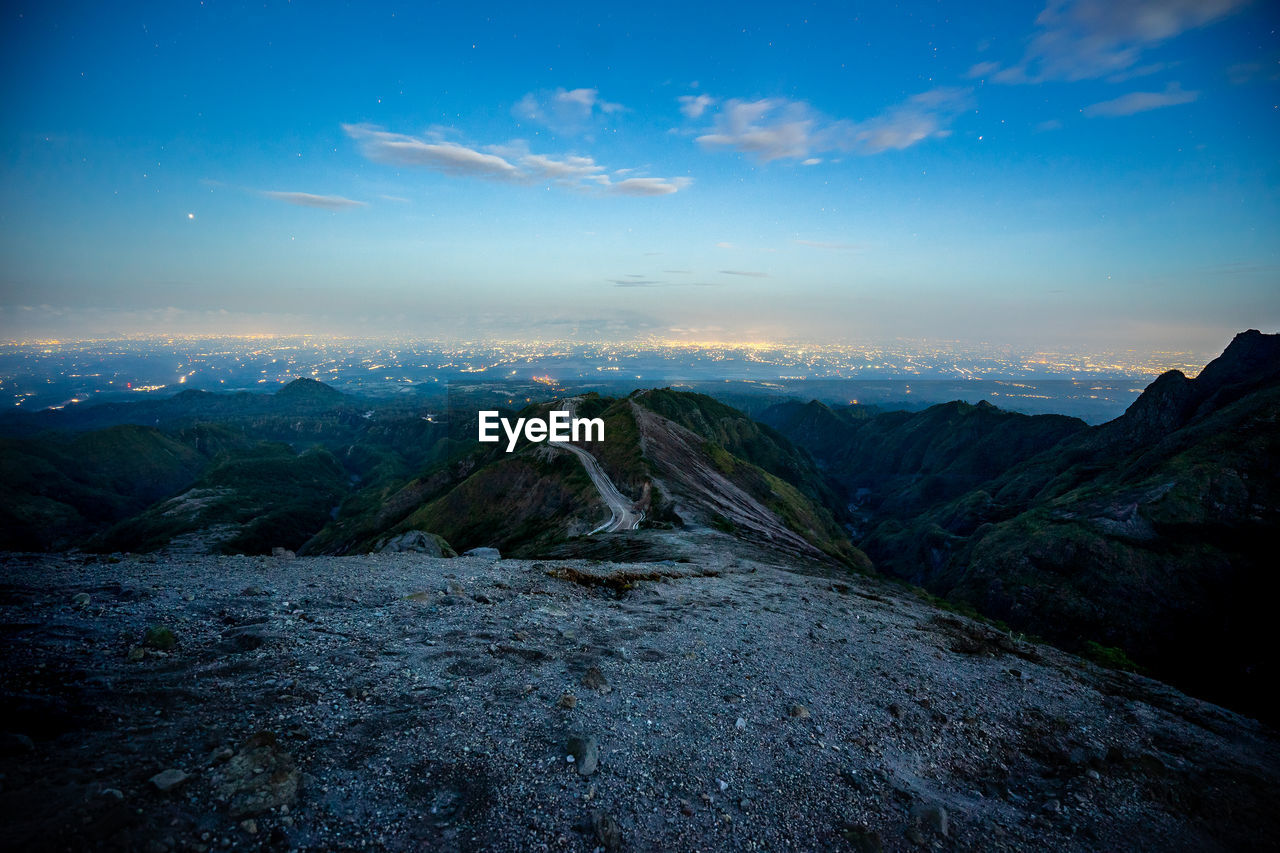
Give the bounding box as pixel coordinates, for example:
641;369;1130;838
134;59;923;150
558;399;642;533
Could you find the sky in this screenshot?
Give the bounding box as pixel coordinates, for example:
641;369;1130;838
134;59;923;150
1;0;1277;350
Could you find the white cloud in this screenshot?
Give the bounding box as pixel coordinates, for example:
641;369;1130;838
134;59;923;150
344;124;684;197
678;94;716;118
261;191;366;210
720;269;770;277
514;150;608;184
696;99;816;162
605;177;690;196
1083;82;1198;116
850;89;969;153
991;0;1248;83
514;87;624;133
344;124;519;178
694;90;969;162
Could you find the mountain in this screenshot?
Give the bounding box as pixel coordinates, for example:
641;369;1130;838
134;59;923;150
850;331;1280;721
0;425;209;550
0;379;453;554
302;391;867;568
759;397;1086;520
89;443;350;555
273;376;346;405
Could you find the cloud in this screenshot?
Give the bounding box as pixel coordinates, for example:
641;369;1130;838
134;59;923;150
261;191;366;210
694;89;969;162
849;89;970;154
514;150;608;184
720;269;770;278
678;94;716;118
1226;62;1266;85
696;99;817;162
1083;82;1198;116
610;279;723;288
344;124;519;178
794;239;859;250
344;124;685;196
605;177;689;196
514;87;624;133
991;0;1248;83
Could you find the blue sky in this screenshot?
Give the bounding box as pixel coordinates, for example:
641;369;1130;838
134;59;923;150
1;0;1277;349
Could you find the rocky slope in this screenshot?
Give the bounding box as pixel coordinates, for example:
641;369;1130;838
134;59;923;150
1;549;1276;851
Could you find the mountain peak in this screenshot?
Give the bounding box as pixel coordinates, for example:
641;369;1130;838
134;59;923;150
275;377;342;401
1193;329;1280;393
1112;330;1279;444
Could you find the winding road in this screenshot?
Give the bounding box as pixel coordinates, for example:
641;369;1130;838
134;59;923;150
557;399;643;533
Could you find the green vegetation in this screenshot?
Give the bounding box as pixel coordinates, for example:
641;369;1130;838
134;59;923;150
837;333;1280;722
388;450;603;556
143;626;176;650
89;443;350;554
1082;641;1143;673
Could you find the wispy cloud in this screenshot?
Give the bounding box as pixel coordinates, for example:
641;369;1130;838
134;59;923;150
610;279;722;288
344;125;519;178
344;124;686;196
514;87;624;133
967;61;1002;78
678;94;716;118
693;89;969;162
696;99;816;162
989;0;1247;83
606;177;689;196
851;88;970;153
261;191;366;210
1083;82;1198;116
720;269;770;278
794;239;859;250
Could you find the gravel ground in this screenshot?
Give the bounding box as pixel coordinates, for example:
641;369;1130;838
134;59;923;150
1;550;1277;851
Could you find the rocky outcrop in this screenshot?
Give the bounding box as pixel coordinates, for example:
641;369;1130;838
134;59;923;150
374;529;456;557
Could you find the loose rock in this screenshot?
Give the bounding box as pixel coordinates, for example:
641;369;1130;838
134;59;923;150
910;802;949;837
149;768;189;792
566;735;599;776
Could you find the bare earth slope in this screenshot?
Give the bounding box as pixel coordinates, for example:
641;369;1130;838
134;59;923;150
1;550;1277;851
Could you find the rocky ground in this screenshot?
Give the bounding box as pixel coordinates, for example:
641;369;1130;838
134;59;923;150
1;547;1277;851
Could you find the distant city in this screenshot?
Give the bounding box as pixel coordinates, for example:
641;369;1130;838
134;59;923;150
0;335;1214;423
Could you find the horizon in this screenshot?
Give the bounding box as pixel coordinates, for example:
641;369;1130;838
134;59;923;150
1;328;1244;423
2;1;1278;350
